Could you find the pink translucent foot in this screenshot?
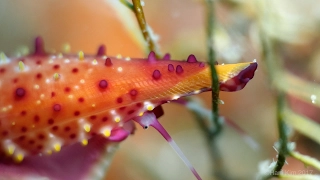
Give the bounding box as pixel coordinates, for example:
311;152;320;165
133;112;202;180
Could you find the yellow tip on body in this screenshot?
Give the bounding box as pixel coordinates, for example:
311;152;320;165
92;59;98;65
84;124;91;133
63;43;71;53
18;61;25;71
147;105;154;111
81;139;88;146
14;153;24;163
53;143;61;152
139;112;144;116
53;73;60;80
114;117;121;123
7;145;15;155
47;150;52;155
0;52;7;62
78;51;84;60
103;129;111;137
116;54;122;59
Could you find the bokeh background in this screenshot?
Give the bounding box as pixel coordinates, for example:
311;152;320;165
1;0;320;179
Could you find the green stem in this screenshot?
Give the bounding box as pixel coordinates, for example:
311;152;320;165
131;0;161;58
273;91;289;175
204;1;230;180
205;0;221;138
259;21;289;179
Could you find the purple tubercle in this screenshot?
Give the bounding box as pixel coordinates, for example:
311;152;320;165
187;54;197;63
129;89;138;96
105;58;112;67
133;112;202;180
34;37;46;56
148;51;157;62
220;62;258;92
99;80;108;89
16;88;26;98
163;53;171;60
199;62;205;68
152;70;161;80
53;104;61;112
168;64;174;72
176;65;184;74
96;45;106;56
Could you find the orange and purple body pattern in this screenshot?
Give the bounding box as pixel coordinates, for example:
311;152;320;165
0;37;257;179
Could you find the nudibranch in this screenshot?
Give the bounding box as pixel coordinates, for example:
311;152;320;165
0;37;257;179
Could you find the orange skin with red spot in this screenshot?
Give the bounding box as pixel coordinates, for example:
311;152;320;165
0;48;257;160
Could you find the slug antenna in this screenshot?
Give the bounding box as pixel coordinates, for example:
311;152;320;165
133;112;202;180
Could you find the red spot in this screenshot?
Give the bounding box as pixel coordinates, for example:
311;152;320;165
52;126;58;131
64;87;71;93
19;136;25;141
127;110;135;115
51;92;56;97
34;115;40;123
1;131;8;137
74;111;80;116
0;68;5;73
117;97;123;103
64;126;71;132
36;73;42;79
91;132;97;136
21;126;27;132
28;140;35;145
119;107;126;111
99;80;108;89
168;64;174;72
53;64;60;70
90;115;97;120
36;60;42;65
69;134;76;139
37;145;43;150
78;97;84;103
136;103;142;107
152;70;161;80
13;78;18;83
176;65;184;74
102;117;108;122
15;88;26;98
105;58;113;66
129;89;138;96
72;68;78;73
20;111;27;116
38;134;45;140
48;119;54;125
